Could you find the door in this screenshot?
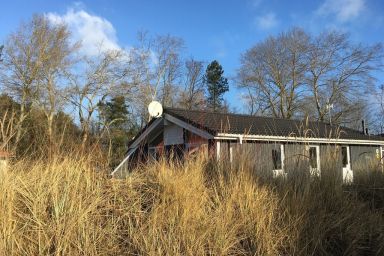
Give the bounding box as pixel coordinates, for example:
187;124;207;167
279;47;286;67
308;145;320;176
341;146;353;183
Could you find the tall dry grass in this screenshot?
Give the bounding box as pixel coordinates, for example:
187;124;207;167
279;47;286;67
0;153;383;255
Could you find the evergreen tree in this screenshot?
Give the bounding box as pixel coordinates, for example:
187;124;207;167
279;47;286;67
99;96;134;168
204;60;229;112
102;96;130;130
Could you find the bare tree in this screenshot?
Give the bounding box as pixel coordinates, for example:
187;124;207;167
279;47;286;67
370;84;384;134
128;31;155;126
178;58;206;110
305;31;383;125
0;110;17;153
67;48;129;147
153;34;184;107
1;16;80;154
30;16;78;153
0;16;49;147
128;32;185;125
240;87;262;115
238;28;383;126
237;28;309;118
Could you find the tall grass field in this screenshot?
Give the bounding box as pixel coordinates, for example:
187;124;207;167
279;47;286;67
0;153;383;255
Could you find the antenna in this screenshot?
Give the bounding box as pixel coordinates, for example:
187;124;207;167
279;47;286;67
326;101;334;125
148;101;163;118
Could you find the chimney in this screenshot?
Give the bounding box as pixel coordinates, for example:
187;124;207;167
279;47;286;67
362;120;365;134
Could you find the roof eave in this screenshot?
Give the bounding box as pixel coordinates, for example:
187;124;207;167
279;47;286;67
215;133;384;145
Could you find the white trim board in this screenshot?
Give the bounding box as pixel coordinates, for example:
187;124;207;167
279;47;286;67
215;133;384;146
164;114;214;139
130;117;164;149
111;117;163;176
111;147;137;176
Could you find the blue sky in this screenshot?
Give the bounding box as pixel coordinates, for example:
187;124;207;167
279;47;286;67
1;0;383;111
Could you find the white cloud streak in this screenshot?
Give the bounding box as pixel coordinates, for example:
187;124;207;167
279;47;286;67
316;0;365;22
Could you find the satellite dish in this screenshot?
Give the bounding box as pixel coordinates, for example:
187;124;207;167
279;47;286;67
148;101;163;118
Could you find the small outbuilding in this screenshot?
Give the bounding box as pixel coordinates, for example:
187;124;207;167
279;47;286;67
112;108;384;182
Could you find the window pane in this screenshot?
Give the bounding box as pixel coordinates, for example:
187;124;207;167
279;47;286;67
272;148;282;170
309;147;317;168
341;147;348;167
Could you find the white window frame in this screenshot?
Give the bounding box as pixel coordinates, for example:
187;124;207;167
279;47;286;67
341;146;353;183
272;144;285;178
216;141;221;159
307;145;321;177
380;147;384;170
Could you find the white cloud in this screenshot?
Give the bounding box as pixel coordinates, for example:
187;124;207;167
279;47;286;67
316;0;365;22
255;12;278;30
46;8;121;56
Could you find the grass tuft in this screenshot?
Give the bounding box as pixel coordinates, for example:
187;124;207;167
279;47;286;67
0;154;383;255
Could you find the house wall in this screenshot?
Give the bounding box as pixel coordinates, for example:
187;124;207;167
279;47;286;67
284;143;309;176
319;144;380;172
220;141;308;177
218;141;381;177
318;144;343;179
186;130;208;147
350;145;380;171
228;141;276;172
145;123;209;159
164;123;184;145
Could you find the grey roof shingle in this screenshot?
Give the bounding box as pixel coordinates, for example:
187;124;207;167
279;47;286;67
165;108;384;141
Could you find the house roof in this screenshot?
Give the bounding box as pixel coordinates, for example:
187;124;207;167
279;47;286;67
164;108;384;141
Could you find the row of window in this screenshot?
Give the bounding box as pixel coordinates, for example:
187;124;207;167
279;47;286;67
271;145;351;172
